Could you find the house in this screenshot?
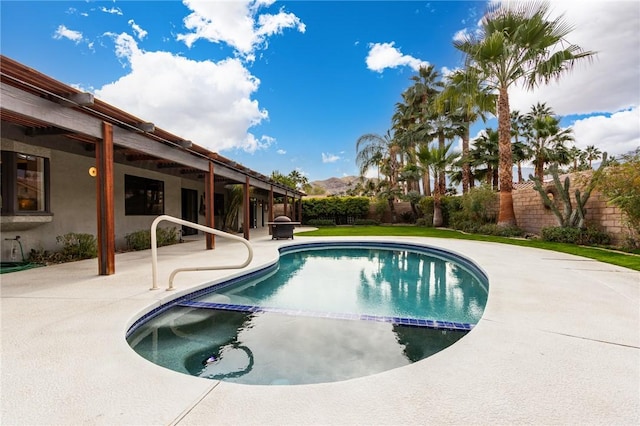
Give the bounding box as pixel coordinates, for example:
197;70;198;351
0;55;304;274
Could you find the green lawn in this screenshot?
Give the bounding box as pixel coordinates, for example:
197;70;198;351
297;225;640;271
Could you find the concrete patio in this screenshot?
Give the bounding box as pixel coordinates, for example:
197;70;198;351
1;228;638;425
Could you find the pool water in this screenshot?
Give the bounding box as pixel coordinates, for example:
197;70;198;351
129;307;467;385
196;246;487;324
127;243;488;385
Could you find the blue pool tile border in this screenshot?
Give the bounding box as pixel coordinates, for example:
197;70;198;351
177;300;474;332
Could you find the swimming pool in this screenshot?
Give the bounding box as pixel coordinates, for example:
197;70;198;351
127;241;488;385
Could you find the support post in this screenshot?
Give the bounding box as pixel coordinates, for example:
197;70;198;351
205;161;215;249
96;122;115;275
268;186;274;235
243;176;250;240
284;190;288;218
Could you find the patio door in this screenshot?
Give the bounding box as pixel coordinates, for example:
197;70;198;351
181;188;198;236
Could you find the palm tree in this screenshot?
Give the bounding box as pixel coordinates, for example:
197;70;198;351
510;110;531;183
392;100;419;194
568;146;584;172
417;141;460;226
355;130;397;184
436;67;496;193
287;169;310;192
356;130;403;221
525;103;575;181
584;145;602;168
471;128;500;190
454;1;595;226
394;65;443;196
511;140;531;184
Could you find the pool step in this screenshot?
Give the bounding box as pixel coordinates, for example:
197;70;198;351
177;300;474;332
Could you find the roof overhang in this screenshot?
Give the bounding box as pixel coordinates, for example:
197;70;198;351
0;55;305;198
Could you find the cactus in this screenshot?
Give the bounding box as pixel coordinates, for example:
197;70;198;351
531;153;607;229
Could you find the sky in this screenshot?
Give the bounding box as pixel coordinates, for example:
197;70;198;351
1;0;639;182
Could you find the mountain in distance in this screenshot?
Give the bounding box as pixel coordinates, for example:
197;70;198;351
308;176;362;196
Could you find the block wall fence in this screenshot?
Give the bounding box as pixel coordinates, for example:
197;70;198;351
512;179;629;245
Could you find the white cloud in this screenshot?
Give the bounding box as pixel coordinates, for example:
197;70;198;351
277;149;287;155
100;6;123;16
365;42;429;73
95;33;269;153
177;0;305;58
571;108;640;157
458;1;639;159
128;20;148;40
504;1;639;116
53;25;83;44
322;153;340;163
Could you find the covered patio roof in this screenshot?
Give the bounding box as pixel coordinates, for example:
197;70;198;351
0;54;304;197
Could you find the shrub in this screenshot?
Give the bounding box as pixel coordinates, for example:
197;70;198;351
476;224;524;238
448;186;497;231
415;216;433;227
302;196;370;224
440;195;462;227
541;226;612;246
56;233;97;260
373;198;388;222
353;219;379;226
418;197;434;218
28;247;64;264
307;219;336;227
125;230;151;251
460;186;498;223
399;211;415;223
594;148;640;240
125;227;178;251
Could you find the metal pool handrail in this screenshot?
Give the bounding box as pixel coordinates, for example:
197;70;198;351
150;215;254;291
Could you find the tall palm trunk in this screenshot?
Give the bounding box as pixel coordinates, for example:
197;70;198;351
422;170;431;196
433;183;443;227
438;131;446;193
517;161;523;183
497;87;516;226
535;155;544;182
461;122;471;194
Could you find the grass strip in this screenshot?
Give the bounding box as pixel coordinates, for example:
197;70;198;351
296;225;640;271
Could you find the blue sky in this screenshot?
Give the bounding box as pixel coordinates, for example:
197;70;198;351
1;1;638;182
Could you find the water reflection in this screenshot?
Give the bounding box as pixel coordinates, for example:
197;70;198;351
198;247;487;324
356;249;486;323
128;307;467;385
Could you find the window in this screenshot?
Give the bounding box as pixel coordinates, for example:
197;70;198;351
124;174;164;215
1;151;50;214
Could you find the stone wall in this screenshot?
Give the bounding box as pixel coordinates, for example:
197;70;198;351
512;177;629;245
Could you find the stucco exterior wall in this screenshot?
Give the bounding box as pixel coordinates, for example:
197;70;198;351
513;178;629;245
1;141;207;259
